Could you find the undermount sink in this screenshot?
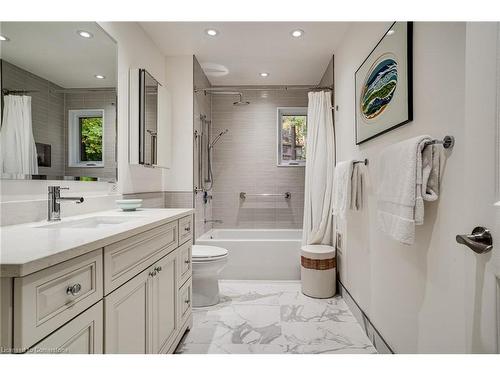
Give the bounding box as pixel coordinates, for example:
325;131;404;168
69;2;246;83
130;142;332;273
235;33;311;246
36;216;144;229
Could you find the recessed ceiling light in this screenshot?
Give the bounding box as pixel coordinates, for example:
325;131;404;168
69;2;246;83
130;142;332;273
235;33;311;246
205;29;219;37
95;74;106;79
77;30;93;39
291;29;304;38
0;35;10;42
386;29;395;36
259;72;269;77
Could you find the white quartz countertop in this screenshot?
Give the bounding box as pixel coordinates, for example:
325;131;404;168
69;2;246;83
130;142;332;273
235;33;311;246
0;208;194;277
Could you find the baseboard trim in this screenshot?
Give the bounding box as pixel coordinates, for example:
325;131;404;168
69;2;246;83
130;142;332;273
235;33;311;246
339;281;394;354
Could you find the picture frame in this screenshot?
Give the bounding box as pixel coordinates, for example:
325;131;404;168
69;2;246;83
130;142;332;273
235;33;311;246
355;21;413;145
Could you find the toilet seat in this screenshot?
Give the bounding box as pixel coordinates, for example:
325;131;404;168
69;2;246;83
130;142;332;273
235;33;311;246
192;245;228;262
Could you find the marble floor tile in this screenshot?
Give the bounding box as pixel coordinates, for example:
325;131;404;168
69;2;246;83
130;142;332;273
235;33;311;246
175;280;376;354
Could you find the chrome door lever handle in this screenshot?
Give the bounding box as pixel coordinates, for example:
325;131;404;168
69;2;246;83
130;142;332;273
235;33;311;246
456;226;493;254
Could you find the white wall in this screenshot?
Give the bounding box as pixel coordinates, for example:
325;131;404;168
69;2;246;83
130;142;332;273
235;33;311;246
99;22;169;195
164;55;194;191
334;22;495;353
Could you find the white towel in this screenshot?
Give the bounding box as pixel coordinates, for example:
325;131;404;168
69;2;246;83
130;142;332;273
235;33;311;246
376;135;441;245
332;161;353;219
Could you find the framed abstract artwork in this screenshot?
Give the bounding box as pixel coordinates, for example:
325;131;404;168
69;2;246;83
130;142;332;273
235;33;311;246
355;21;413;145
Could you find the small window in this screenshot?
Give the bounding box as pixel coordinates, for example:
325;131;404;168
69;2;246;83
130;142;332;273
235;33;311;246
68;109;104;167
277;107;307;166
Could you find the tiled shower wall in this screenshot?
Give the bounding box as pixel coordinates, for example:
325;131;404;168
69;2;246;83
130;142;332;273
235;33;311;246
1;60;116;180
211;89;307;229
1;60;65;177
193;57;212;237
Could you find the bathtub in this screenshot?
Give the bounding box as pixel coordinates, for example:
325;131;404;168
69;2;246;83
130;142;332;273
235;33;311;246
196;229;302;280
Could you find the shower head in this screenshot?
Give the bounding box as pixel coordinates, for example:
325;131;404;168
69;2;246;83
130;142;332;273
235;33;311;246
209;129;229;149
233;93;250;106
208;90;250;106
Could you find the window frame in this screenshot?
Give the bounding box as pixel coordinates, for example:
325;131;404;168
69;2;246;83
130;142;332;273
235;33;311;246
276;107;308;167
68;109;105;168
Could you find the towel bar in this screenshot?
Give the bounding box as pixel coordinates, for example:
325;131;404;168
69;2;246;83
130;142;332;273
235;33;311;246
424;135;455;149
353;159;368;166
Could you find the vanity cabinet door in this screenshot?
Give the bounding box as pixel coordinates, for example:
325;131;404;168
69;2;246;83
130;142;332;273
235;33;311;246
30;302;103;354
150;251;178;353
104;268;151;354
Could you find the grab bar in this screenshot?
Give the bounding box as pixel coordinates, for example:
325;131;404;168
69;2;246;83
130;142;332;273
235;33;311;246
240;192;291;200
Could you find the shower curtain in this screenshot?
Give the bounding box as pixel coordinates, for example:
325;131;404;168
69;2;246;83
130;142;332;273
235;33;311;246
302;91;335;245
0;95;38;177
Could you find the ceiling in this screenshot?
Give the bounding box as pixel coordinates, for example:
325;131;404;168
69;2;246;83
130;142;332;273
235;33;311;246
0;22;117;88
140;22;351;86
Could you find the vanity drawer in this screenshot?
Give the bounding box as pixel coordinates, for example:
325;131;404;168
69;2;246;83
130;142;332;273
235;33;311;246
177;242;192;286
104;221;178;295
178;215;193;245
13;249;103;350
29;301;103;354
177;278;192;328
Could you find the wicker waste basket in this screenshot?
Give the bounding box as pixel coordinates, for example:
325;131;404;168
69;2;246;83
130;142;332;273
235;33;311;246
300;245;336;298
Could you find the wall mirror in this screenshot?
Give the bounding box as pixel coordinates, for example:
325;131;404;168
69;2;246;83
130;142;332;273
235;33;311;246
0;22;117;181
129;68;170;168
496;25;500;204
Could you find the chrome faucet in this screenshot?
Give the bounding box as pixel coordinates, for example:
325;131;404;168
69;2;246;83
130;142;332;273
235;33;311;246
48;186;84;221
204;219;223;224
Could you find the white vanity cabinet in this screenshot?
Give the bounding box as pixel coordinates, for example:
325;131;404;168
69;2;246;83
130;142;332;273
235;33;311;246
104;249;181;354
0;212;193;354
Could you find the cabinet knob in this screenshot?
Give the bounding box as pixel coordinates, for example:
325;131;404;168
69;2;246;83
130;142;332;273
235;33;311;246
66;283;82;296
149;270;157;277
154;266;162;273
184;259;190;264
184;226;190;232
184;299;190;304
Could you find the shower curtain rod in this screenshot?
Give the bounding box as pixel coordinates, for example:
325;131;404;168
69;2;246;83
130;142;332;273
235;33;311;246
1;89;40;95
195;85;333;93
2;88;116;95
51;88;117;94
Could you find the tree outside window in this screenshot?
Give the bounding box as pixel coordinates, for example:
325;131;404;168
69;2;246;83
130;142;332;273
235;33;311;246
278;107;307;166
79;117;103;162
281;115;307;161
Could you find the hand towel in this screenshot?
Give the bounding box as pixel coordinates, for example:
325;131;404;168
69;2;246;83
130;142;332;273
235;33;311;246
350;163;364;211
332;160;353;219
376;135;441;245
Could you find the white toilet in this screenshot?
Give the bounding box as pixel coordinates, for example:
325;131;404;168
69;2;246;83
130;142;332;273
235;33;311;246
192;245;228;307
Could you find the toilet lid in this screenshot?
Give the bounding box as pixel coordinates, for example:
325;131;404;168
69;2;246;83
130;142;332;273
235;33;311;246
192;245;228;261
